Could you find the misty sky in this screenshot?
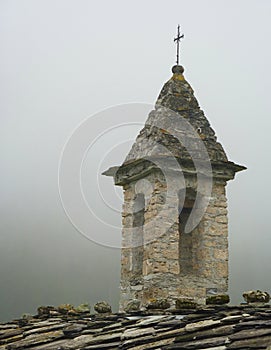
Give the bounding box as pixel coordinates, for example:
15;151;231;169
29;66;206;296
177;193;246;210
1;0;271;321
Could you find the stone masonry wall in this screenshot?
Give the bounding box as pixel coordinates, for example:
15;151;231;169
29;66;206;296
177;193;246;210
119;168;229;311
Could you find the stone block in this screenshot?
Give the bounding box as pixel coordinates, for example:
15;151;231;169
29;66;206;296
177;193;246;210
215;216;228;224
176;298;198;309
243;290;270;304
124;299;141;312
215;262;228;278
94;301;112;314
206;294;230;305
146;298;170;310
214;249;228;261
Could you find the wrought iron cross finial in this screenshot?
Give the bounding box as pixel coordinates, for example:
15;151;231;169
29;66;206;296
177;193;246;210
174;24;184;65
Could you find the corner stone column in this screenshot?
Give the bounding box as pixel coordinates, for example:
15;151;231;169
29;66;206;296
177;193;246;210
141;171;181;305
120;184;140;310
199;181;229;294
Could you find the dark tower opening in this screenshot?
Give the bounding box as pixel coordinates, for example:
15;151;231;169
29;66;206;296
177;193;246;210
178;189;196;274
132;193;145;276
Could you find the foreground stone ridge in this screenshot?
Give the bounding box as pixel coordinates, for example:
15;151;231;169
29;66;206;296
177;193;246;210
1;304;271;349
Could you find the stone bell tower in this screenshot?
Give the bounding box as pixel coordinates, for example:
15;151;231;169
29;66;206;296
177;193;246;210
103;63;246;310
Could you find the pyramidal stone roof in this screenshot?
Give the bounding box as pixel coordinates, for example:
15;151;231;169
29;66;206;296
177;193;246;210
111;65;245;184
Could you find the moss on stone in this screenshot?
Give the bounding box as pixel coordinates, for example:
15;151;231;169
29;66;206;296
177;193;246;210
175;298;198;309
206;294;230;305
124;299;140;312
74;303;90;313
146;298;170;310
58;304;74;314
172;73;185;81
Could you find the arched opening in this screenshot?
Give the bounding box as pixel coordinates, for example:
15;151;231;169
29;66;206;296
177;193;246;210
178;189;196;274
132;193;145;276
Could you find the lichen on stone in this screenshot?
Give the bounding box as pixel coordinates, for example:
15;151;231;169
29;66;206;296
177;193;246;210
175;298;198;309
146;298;170;310
206;294;230;305
94;301;112;313
243;290;270;304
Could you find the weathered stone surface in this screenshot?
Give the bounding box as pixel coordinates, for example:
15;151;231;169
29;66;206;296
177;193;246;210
29;319;63;327
74;303;90;313
164;335;229;349
136;315;172;326
58;304;74;314
1;304;271;350
82;341;121;349
175;324;233;342
206;294;230;305
6;330;64;349
121;327;156;340
124;300;140;313
155;319;185;329
100;322;124;333
227;335;271;349
220;314;248;324
61;332;122;349
37;306;57;317
146;298;170;310
94;301;112;314
122;337;174;350
0;326;18;330
243;290;270;304
63;324;85;338
0;334;23;346
125;74;228;165
185;319;221;332
229;327;271;341
23;323;68;336
176;298;198;309
234;318;271;329
120;330;184;349
0;329;22;340
28;339;72;349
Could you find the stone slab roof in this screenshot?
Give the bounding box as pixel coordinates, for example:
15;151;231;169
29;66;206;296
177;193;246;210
124;66;229;165
109;66;246;184
1;304;271;349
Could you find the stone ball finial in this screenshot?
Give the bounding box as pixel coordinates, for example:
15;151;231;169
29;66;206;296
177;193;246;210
172;65;184;74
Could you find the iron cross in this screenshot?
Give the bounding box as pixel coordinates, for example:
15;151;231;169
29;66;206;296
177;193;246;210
174;25;184;65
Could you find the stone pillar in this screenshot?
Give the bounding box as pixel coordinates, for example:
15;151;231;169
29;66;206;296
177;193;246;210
143;174;180;275
200;181;229;293
141;171;180;306
119;181;151;310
